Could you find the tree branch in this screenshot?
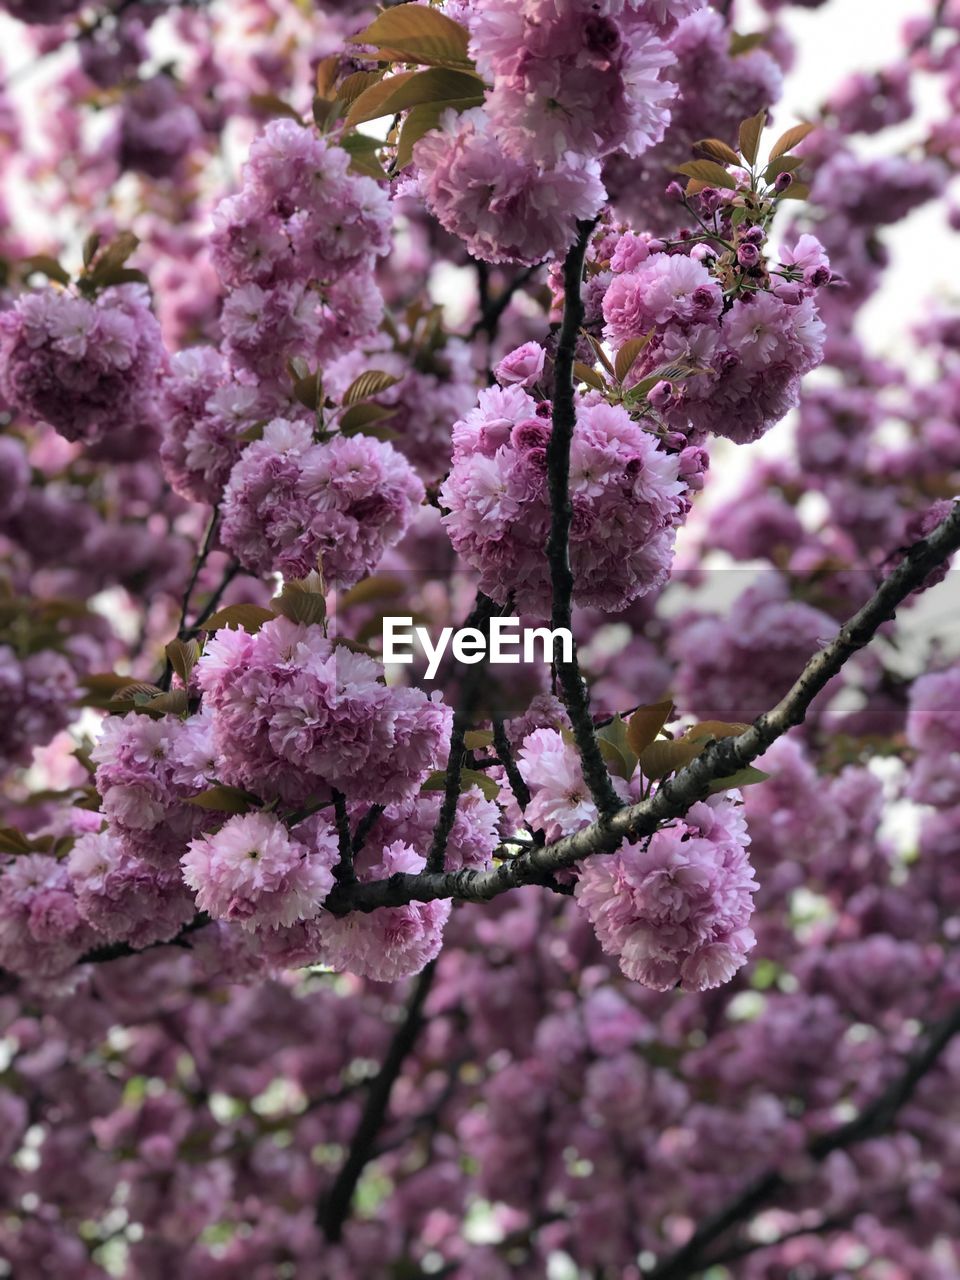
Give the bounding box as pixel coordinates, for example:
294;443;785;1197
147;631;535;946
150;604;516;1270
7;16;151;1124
647;1001;960;1279
317;960;437;1241
324;500;960;915
492;717;531;812
426;593;497;873
331;790;356;885
546;219;621;822
468;262;545;343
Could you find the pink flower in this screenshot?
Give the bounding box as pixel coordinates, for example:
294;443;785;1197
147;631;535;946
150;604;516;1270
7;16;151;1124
575;794;757;991
441;394;686;613
602;252;722;344
312;842;451;981
0;285;166;447
196;617;452;808
181;811;338;932
414;108;605;266
495;343;546;389
220;418;424;587
69;830;195;949
0;855;94;981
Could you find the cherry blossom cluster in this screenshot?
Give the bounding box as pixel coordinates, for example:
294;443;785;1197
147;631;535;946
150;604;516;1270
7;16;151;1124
600;225;830;445
440;378;688;612
0;283;166;446
219;418;424;586
413;0;682;264
0;0;958;1272
212;118;392;385
0;645;78;771
575;791;757;991
195;617;452;808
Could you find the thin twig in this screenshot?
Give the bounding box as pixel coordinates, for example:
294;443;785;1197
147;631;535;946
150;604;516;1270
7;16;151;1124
352;804;384;856
317;960;437;1241
647;1000;960;1279
426;593;497;873
492;718;531;812
468;262;545;342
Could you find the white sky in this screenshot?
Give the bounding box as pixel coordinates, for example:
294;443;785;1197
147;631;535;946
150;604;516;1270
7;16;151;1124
749;0;957;348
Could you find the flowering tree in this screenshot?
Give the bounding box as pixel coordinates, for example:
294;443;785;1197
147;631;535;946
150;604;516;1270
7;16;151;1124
1;0;959;1274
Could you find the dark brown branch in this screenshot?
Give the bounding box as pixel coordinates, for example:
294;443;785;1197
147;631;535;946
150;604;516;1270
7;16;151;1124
426;593;497;873
353;804;384;855
317;960;437;1241
469;262;545;342
698;1216;852;1272
322;500;960;915
647;1001;960;1280
158;514;219;690
183;560;241;638
79;912;210;965
492;718;531;812
546;219;621;822
331;790;356;885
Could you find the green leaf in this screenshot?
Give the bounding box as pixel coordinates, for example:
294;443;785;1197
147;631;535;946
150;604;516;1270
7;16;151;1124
82;232;101;269
738;109;767;167
573;361;607;392
312;96;342;131
336;69;386;108
291;367;323;411
338;574;408;608
271;577;327;628
676;159;736;190
339;402;399;435
777;182;810;201
21;254;71;286
768;121;815;162
165;638;200;685
685;720;752;743
763;155;805;184
110;680;164;705
346;66;482;127
693;137;741;166
626;699;674;756
707;767;770;795
143;688;190;716
349;4;472;69
343;370;402;406
729;31;766;56
396;100;466;169
421;767;500;803
639;737;704;780
0;826;36;855
202;604;276;633
463;729;495;752
596;715;638;781
614;330;655;384
248;93;303;122
340;132;389;181
186;785;255;814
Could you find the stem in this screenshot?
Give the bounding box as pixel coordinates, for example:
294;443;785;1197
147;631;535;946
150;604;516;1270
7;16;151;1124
331;790;356;885
492;718;531;812
317;961;437;1241
546;220;621;822
426;593;497;873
